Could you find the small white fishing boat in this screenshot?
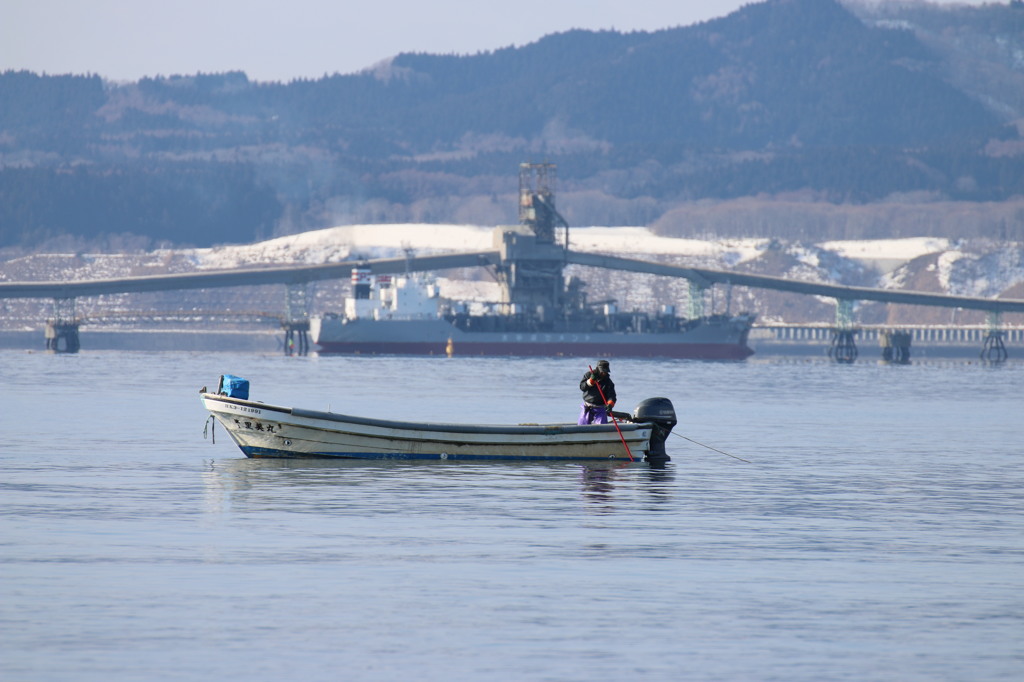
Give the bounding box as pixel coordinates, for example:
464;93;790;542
200;376;677;463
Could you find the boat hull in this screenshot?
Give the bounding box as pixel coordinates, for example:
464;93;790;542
310;317;754;360
202;393;653;462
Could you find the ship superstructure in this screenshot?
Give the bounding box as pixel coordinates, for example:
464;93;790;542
310;163;755;359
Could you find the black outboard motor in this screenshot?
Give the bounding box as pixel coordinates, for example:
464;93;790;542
633;397;677;465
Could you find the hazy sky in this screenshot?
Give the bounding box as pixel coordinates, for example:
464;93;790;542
4;0;987;83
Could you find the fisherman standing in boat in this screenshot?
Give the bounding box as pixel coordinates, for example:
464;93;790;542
578;360;616;425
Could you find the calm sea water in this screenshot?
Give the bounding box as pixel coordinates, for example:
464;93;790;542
2;350;1023;681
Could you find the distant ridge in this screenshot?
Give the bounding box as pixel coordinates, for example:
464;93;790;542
1;0;1022;250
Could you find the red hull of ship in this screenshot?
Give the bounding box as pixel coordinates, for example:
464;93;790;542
315;340;754;360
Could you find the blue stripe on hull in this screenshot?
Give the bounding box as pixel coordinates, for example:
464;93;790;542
241;446;635;461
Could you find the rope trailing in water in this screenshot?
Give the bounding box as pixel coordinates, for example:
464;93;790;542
203;415;216;445
671;432;750;463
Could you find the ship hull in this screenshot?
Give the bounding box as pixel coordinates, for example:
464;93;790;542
311;317;754;360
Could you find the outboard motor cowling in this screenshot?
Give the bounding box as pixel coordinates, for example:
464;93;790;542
633;397;677;464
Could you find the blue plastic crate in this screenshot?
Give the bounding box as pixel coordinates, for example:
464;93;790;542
218;374;250;400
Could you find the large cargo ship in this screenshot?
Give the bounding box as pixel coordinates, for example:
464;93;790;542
309;272;754;359
310;163;755;360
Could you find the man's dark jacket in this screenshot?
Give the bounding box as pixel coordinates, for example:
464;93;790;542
579;371;616;407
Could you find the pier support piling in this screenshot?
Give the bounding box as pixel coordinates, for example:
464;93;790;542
687;281;706;320
828;299;858;363
44;320;80;353
828;329;858;363
980;312;1008;363
981;331;1007;363
283;283;312;355
45;297;81;353
282;320;310;356
880;329;912;364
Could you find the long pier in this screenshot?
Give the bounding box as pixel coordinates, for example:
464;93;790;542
4;234;1024;359
0;251;500;353
752;324;1020;362
0;251;500;298
756;324;1024;344
565;251;1024;315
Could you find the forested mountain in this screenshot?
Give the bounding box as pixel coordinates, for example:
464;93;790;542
1;0;1022;251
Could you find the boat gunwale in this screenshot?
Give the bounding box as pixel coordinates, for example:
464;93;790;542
201;393;650;437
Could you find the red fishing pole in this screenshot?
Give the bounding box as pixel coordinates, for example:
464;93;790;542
587;364;634;462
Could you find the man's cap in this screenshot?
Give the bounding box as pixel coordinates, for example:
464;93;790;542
596;359;610;371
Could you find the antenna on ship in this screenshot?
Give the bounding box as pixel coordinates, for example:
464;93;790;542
402;243;414;275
